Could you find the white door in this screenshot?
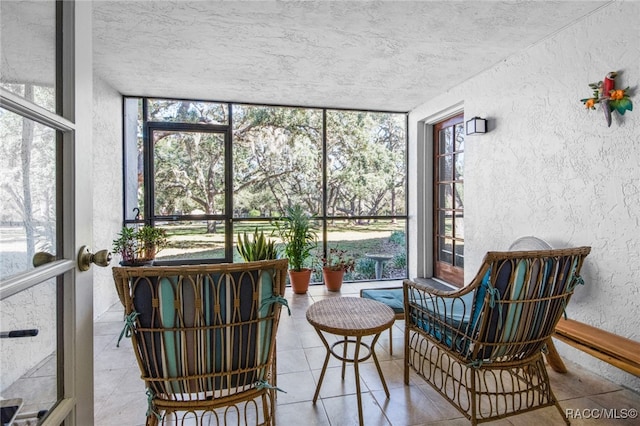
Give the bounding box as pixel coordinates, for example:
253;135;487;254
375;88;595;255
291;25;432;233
0;1;94;424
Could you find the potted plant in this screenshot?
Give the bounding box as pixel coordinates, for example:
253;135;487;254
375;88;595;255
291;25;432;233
275;205;317;294
112;225;168;266
320;247;355;291
236;227;278;261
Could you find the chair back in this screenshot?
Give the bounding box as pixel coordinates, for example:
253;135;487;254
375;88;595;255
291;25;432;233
113;259;288;400
467;247;590;361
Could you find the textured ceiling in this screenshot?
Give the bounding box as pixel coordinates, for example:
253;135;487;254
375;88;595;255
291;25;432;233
93;1;610;111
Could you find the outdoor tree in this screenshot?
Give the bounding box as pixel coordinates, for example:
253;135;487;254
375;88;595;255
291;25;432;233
0;84;56;274
132;99;406;239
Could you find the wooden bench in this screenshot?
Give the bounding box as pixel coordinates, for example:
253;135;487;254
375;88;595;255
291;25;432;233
546;318;640;377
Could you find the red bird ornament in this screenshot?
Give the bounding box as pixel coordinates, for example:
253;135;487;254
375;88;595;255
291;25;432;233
581;71;633;127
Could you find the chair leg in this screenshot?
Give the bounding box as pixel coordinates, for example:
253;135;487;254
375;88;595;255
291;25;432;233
545;338;568;373
389;326;393;356
262;391;275;426
145;415;159;426
404;328;410;385
470;368;478;426
551;390;571;425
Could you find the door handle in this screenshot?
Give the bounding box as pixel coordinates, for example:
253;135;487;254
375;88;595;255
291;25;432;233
32;252;56;267
77;246;112;271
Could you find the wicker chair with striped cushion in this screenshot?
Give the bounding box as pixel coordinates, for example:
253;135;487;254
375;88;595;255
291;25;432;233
403;247;590;425
113;259;289;426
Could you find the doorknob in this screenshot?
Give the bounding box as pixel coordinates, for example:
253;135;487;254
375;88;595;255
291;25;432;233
33;252;56;267
77;246;112;271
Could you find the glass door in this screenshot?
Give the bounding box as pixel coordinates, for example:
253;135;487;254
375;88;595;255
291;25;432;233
1;1;94;424
148;126;232;263
433;113;465;287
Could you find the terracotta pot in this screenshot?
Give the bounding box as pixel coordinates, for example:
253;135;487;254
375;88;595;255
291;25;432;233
288;268;312;294
322;267;345;292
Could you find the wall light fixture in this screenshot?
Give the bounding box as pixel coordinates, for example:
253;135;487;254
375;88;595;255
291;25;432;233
466;117;487;135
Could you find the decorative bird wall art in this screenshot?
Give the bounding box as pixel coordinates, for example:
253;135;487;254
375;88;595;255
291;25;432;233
581;71;633;127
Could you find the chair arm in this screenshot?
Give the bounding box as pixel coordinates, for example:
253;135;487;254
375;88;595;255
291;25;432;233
402;279;475;298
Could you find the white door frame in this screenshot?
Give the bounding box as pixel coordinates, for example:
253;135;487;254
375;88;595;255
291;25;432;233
415;102;464;280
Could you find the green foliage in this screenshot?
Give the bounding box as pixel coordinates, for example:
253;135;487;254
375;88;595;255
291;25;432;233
355;257;376;279
236;228;277;261
112;225;168;263
389;230;406;246
136;226;168;249
320;247;355;272
248;209;261;218
274;205;317;271
393;252;407;268
146;100;406;221
153;130;225;229
112;226;137;263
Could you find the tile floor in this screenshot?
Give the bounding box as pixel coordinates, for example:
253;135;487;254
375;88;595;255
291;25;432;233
94;280;640;425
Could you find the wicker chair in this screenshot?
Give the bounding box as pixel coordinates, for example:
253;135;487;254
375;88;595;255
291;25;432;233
403;247;591;425
113;259;289;426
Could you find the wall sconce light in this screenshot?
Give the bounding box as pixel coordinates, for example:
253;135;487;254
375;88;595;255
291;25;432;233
466;117;487;135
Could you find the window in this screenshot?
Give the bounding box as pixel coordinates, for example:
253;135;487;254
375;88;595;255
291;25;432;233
123;98;408;281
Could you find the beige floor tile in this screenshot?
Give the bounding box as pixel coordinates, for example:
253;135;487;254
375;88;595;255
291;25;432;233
359;359;406;391
321;392;391;426
305;345;346;371
273;370;318;405
277;348;311;374
276;400;331;425
94;385;147;426
310;365;366;399
372;385;461;425
91;284;640;425
548;360;622;400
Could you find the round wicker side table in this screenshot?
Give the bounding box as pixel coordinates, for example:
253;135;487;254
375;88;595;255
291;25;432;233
306;297;395;426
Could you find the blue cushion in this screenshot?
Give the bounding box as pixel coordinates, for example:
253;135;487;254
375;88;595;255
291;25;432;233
470;269;491;328
408;271;491;354
424;291;475;325
361;288;404;314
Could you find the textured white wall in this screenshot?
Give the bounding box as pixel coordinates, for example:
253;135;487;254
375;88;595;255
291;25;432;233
92;75;123;317
409;1;640;391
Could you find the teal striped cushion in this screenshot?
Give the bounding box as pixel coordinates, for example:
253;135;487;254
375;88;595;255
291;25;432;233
132;269;277;394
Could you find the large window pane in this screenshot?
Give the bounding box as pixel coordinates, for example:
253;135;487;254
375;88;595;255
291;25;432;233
326;111;406;216
0;109;57;280
155;221;226;262
0;0;56;112
233;105;322;217
153;130;226;216
324;219;407;282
